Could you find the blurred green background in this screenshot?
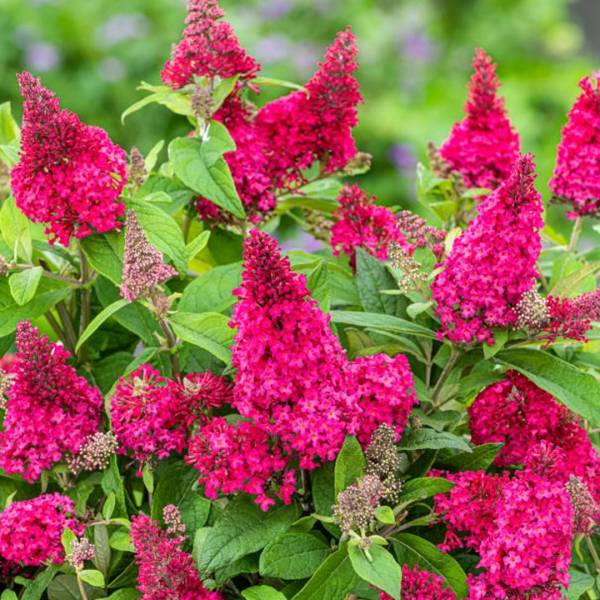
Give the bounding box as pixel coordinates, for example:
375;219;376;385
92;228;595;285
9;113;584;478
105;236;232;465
0;0;597;228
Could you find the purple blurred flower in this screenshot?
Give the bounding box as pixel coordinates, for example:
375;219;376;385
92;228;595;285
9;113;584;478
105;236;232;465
260;0;293;20
97;13;149;47
279;230;323;254
254;35;292;64
400;31;437;64
390;143;417;172
25;42;61;72
292;43;320;78
98;57;126;82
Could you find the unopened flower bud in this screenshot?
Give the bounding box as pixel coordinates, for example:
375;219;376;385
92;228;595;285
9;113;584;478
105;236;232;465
333;474;385;534
67;432;118;475
129;146;147;189
67;537;95;570
163;504;186;537
566;475;599;534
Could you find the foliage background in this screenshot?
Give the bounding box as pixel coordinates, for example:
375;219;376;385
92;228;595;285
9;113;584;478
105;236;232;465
0;0;597;231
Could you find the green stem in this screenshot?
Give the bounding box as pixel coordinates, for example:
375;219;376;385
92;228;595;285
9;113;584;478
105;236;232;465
76;571;89;600
45;310;66;344
568;216;583;252
431;347;460;407
55;300;78;355
77;246;92;361
182;211;193;244
158;317;180;375
586;536;600;575
15;263;81;287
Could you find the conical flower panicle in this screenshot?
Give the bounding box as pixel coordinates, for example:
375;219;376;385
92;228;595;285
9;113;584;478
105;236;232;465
0;322;103;482
120;210;177;302
161;0;260;89
11;72;127;245
439;49;520;191
549;74;600;217
232;230;417;472
255;28;362;187
232;230;353;468
432;154;543;345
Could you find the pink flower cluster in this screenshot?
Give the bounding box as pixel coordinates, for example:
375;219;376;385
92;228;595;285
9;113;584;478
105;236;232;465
549;74;600;217
256;28;362;187
131;512;221;600
396;210;447;259
544;289;600;343
231;230;417;473
379;565;456;600
440;48;520;191
111;365;188;470
161;0;259;89
11;72;127;245
431;154;543;345
186;417;296;511
0;322;103;482
175;370;232;426
379;566;456;599
0;494;83;566
434;470;573;599
196;96;276;221
469;371;600;501
469;471;573;599
331;184;408;268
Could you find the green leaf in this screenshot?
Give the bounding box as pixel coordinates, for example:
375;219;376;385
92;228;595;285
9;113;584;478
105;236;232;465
106;590;140;600
311;462;340;537
0;102;20;145
169;311;233;364
0;278;70;337
81;232;124;285
482;329;509;359
101;456;127;517
291;544;359;600
8;267;44;306
375;506;395;525
259;532;331;580
439;443;503;472
95;277;158;345
330;310;435;338
152;461;210;537
398;429;471;453
61;527;77;554
130;202;187;273
252;76;306;92
47;575;107;600
215;555;259;585
348;543;401;600
109;530;134;552
307;261;331;313
179;263;242;314
93;524;111;577
396;477;454;506
392;533;467;598
194;496;300;574
121;84;192;122
496;349;600;426
406;301;433;319
186;230;211;260
0;196;31;261
356;248;405;316
334;436;366;497
567;569;595;600
169;126;245;219
78;570;105;588
1;591;18;600
76;298;128;352
242;586;286;600
21;565;60;600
